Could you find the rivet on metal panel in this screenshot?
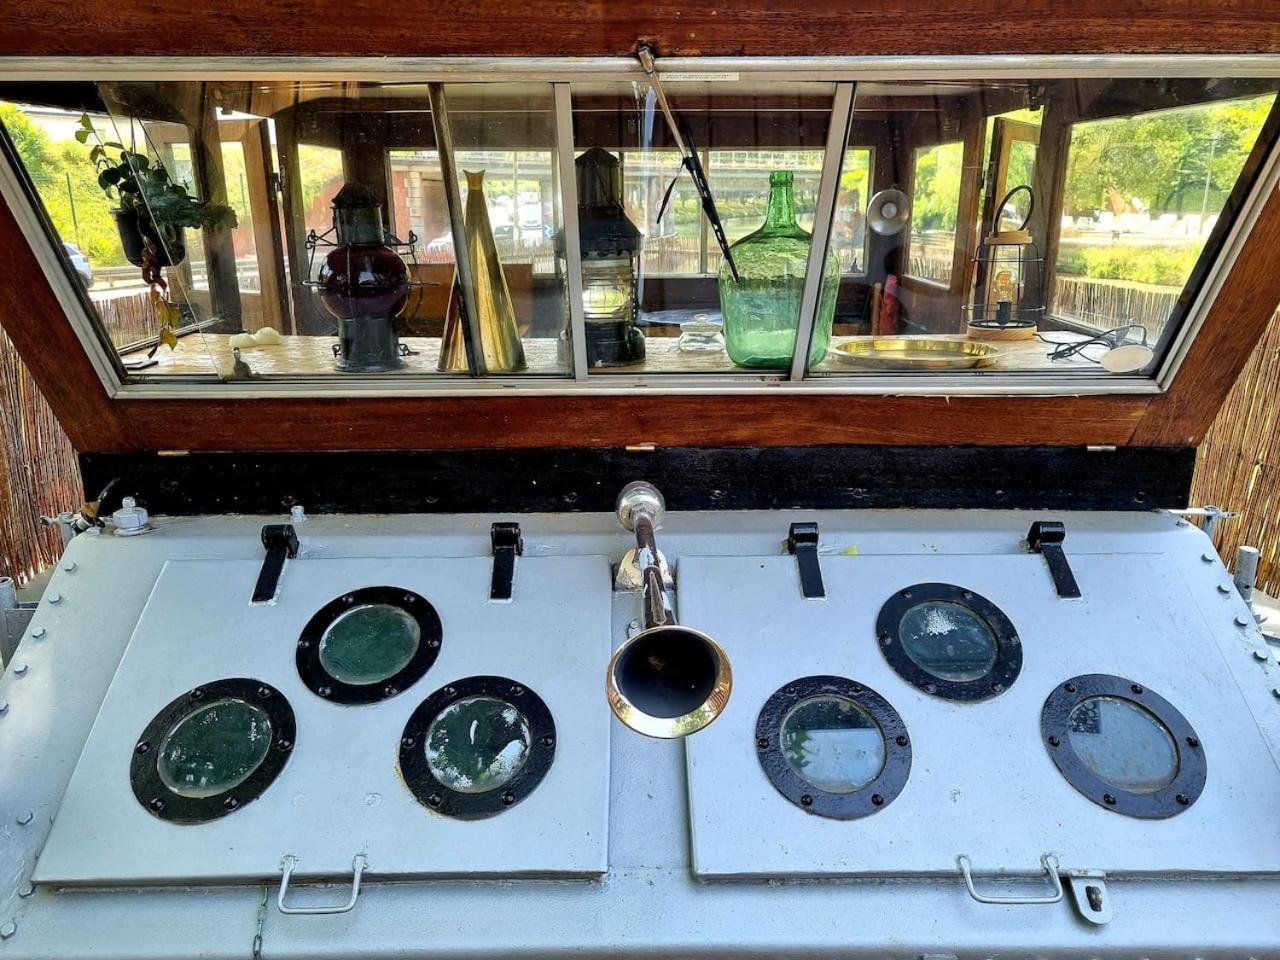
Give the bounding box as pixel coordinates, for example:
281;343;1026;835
16;811;32;825
1217;584;1232;594
13;663;27;676
1253;650;1270;662
1238;615;1253;627
1202;552;1215;563
0;921;15;939
1272;687;1280;698
47;592;61;604
62;561;76;572
16;883;33;898
31;626;46;639
0;700;8;715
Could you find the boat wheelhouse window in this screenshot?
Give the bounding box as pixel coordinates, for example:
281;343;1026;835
0;69;1275;388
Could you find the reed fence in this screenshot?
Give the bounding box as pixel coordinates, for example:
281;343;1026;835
1190;305;1280;596
0;325;81;587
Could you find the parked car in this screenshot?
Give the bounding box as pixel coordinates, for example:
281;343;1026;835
62;242;93;289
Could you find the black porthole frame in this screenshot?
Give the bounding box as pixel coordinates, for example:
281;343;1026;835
876;582;1022;702
755;675;911;821
1041;673;1206;819
130;678;296;825
399;675;556;821
296;586;442;705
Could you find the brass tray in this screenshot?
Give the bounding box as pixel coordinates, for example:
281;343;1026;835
828;337;1002;370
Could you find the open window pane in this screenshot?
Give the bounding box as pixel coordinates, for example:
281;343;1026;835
805;77;1278;380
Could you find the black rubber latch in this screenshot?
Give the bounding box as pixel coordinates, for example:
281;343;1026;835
1027;520;1081;598
490;522;524;601
252;524;299;603
786;521;825;599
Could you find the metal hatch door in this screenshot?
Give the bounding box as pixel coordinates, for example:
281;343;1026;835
680;552;1280;879
35;555;611;885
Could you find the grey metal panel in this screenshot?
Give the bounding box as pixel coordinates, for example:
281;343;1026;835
681;552;1280;878
2;510;1279;959
34;555;611;885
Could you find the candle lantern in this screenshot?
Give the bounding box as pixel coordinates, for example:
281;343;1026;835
564;147;645;367
965;185;1044;341
308;183;417;372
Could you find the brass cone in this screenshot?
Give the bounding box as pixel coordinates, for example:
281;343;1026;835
437;170;527;373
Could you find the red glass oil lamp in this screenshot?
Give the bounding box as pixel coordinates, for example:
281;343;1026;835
315;183;410;372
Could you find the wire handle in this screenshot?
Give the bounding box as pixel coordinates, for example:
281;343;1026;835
957;853;1063;905
277;854;368;915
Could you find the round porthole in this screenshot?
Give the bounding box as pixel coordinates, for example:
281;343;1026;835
131;678;295;824
876;583;1022;701
1041;674;1205;818
297;586;442;705
755;675;911;820
399;676;555;820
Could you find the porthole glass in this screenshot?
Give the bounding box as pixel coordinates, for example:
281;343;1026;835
131;679;296;824
319;604;421;686
756;676;911;820
781;695;885;793
876;583;1022;701
898;601;998;682
1066;696;1178;794
1041;674;1205;818
157;698;273;799
400;676;556;820
297;586;442;705
425;696;531;794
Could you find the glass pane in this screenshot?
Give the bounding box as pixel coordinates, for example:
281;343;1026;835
898;600;998;682
1067;695;1179;794
781;695;885;793
444;83;568;375
157;698;272;798
569;80;835;375
805;78;1278;380
1054;96;1274;340
908;141;963;284
425;696;531;794
319;604;420;685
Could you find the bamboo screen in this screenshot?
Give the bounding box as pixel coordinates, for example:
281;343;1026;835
1192;306;1280;596
0;326;80;586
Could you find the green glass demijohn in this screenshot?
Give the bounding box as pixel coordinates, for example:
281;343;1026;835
717;170;839;369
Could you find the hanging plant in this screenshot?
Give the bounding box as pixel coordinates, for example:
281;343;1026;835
77;114;235;348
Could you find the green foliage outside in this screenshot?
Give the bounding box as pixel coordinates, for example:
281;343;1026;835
1056;243;1203;287
911;141;964;233
1061;95;1273;218
1;103;129;265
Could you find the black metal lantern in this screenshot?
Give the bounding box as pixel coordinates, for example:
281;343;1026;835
565;148;645;367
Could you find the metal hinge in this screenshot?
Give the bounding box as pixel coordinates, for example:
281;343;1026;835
1026;521;1081;599
786;522;825;600
490;522;523;601
252;524;299;603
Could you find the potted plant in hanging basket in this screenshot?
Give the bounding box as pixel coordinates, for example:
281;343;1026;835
77;114;237;269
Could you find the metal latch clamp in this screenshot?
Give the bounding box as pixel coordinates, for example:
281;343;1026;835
490;522;523;601
252;524;299;603
786;522;825;599
1027;521;1081;598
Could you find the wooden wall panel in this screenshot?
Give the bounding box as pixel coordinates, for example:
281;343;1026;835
2;1;1279;57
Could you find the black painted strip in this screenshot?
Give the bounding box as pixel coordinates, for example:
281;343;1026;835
79;446;1195;516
